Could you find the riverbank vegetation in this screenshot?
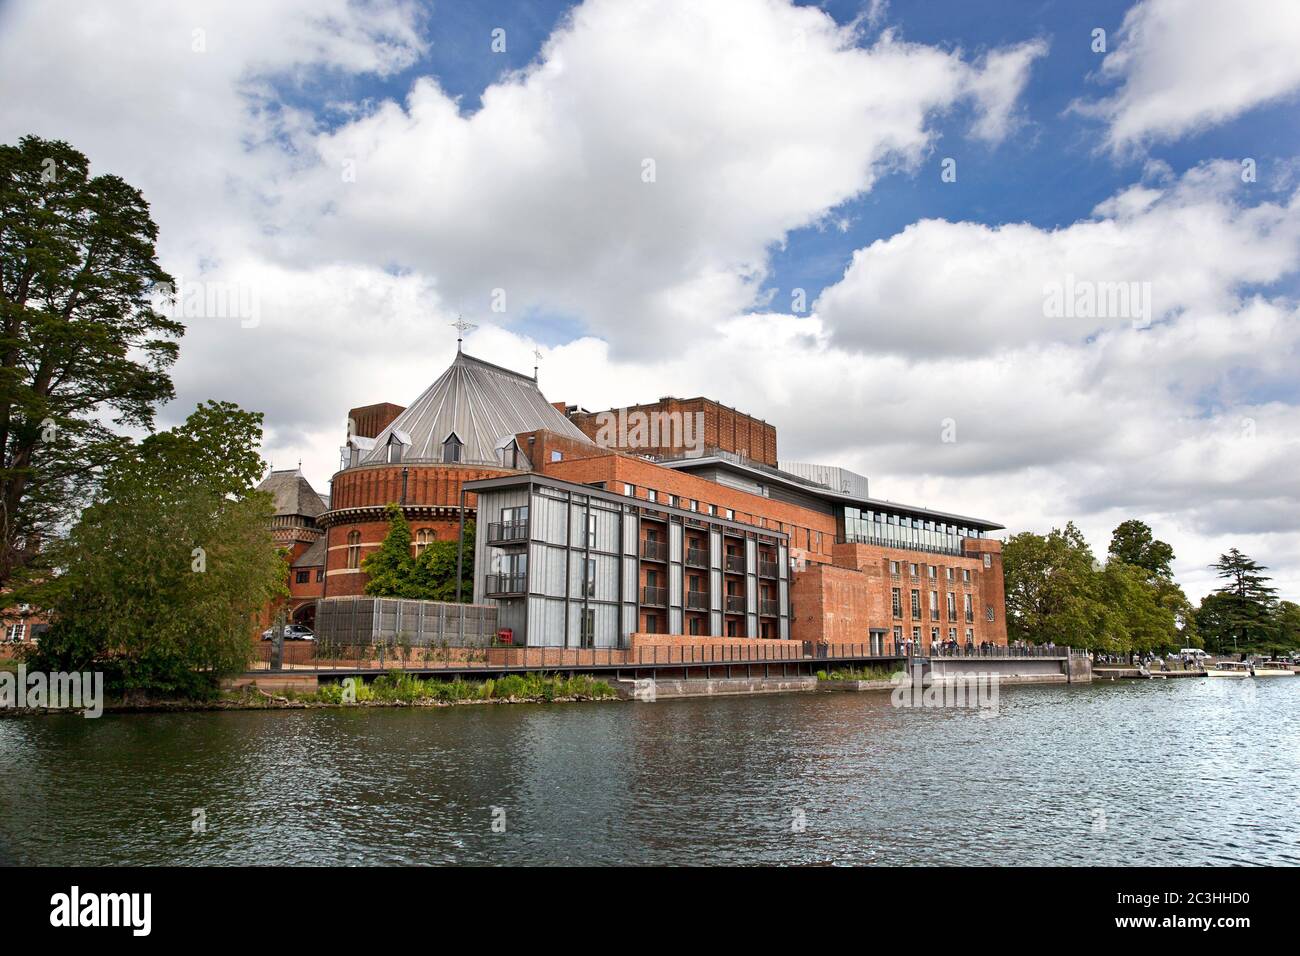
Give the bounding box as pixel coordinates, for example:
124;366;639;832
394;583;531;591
1004;520;1299;657
815;665;898;682
308;671;616;705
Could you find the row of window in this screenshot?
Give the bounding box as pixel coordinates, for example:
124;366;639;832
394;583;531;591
340;528;440;571
889;560;975;583
891;587;983;623
895;625;977;644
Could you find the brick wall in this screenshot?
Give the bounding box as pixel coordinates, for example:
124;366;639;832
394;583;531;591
348;402;406;439
569;397;778;466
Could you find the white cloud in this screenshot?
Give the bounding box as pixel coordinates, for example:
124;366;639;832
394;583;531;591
1075;0;1300;151
815;160;1300;357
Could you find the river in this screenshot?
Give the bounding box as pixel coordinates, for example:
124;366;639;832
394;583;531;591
1;677;1297;865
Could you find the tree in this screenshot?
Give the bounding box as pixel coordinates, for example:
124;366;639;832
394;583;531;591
1003;522;1105;648
21;402;284;696
1107;519;1175;580
1095;561;1178;654
1202;549;1278;653
0;136;182;591
412;520;474;602
362;504;417;598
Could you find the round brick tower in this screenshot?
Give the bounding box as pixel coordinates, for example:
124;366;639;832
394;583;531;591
318;349;594;596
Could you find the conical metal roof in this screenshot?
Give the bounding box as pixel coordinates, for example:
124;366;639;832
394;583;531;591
362;351;592;465
256;469;328;518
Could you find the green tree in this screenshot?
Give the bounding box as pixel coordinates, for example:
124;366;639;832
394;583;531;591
1272;601;1300;653
22;401;284;696
1200;549;1278;653
0;135;182;590
362;503;417;597
1002;522;1105;648
411;520;475;602
1107;519;1175;580
1095;561;1178;653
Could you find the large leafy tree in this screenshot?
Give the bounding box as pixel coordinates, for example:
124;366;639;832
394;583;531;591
1107;519;1175;580
412;520;474;602
1002;522;1104;648
22;402;285;696
0;135;182;590
363;507;475;602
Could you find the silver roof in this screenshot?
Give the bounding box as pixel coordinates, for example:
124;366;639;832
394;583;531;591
362;350;593;465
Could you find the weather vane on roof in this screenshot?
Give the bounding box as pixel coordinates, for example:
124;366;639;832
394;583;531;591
451;316;477;352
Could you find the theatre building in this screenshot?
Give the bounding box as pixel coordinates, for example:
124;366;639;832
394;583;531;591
277;345;1008;652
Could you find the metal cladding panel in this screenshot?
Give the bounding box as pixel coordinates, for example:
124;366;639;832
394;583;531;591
313;597;497;646
669;606;683;635
779;616;789;640
531;491;568;546
622;555;638;603
529;542;566;598
622;603;638;639
529;595;566;647
669;521;683;560
746;612;758;638
745;538;757;575
710;528;722;566
778;543;789;580
595;504;621;553
594;603;620;648
710;610;722;635
623;515;638;555
595;553;619;603
780;577;789;613
710;568;722;612
362;350;592;465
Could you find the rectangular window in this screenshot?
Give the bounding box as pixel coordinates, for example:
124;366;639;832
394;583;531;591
911;626;920;641
580;608;595;648
647;489;658;503
946;567;954;581
316;569;325;583
948;627;957;641
891;588;902;618
295;570;309;584
666;494;678;507
965;628;974;642
964;594;973;622
890;560;900;575
583;558;596;598
687;499;698;512
947;592;957;620
931;627;939;644
986;605;995;622
723;508;734;520
983;554;992;569
910;589;921;617
646;613;660;634
6;624;25;642
928;565;937;580
587;513;597;548
893;625;902;641
929;591;939;620
706;503;716;515
623;483;635;496
909;562;919;576
689;616;703;636
550;450;562;462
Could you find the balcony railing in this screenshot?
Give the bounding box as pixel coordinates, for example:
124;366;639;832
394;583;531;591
758;559;779;578
641;539;668;562
725;594;746;613
487;520;529;545
759;598;779;616
641;586;667;606
686;590;709;610
685;547;709;568
485;573;527;597
724;553;745;573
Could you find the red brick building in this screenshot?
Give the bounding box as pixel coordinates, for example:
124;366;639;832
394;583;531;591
272;347;1007;652
566;396;777;465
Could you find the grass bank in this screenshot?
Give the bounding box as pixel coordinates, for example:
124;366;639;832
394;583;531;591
815;665;899;682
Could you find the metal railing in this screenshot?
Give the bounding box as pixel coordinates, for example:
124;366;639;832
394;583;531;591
758;560;779;579
686;590;709;610
484;573;527;596
487;520;529;544
725;594;746;613
930;643;1070;659
641;585;667;606
759;598;779;616
724;554;745;573
641;539;668;561
685;547;709;567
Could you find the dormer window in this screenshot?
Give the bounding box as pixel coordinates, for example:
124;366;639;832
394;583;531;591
387;436;404;463
442;432;463;463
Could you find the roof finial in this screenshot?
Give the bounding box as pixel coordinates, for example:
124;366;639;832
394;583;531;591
450;316;477;352
533;347;543;382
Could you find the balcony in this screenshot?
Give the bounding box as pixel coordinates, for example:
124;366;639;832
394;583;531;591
685;546;709;568
641;585;667;606
758;559;779;579
487;520;529;545
641;539;668;562
724;553;745;573
485;573;527;597
686;590;709;611
759;598;779;616
725;594;746;614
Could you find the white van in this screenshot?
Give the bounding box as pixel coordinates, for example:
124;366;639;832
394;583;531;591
1180;648;1210;660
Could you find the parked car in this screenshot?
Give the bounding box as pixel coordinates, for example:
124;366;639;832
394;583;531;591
260;624;315;642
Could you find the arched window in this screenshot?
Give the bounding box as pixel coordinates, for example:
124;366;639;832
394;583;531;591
415;528;436;554
346;530;361;569
442;432;463;463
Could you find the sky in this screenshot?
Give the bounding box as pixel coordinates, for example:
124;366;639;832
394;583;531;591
2;0;1299;603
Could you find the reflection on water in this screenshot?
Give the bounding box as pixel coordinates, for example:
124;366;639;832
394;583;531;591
1;678;1297;865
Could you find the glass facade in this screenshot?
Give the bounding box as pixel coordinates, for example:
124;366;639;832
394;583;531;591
835;506;983;556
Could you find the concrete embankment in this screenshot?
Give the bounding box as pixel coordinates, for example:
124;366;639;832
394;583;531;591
609;676;818;700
